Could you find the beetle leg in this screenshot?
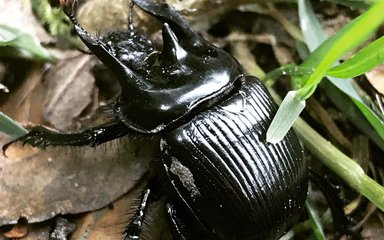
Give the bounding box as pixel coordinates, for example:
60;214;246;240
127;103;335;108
127;0;134;32
123;188;151;240
3;120;132;153
60;0;79;25
165;203;188;240
309;168;360;238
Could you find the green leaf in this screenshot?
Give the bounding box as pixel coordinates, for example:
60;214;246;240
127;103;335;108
0;24;54;61
298;0;327;52
353;99;384;142
266;91;305;143
0;112;28;139
296;0;384;100
297;0;384;144
268;0;384;144
326;35;384;78
265;64;314;84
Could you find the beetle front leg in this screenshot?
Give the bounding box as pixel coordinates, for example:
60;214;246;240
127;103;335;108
123;188;151;240
3;120;132;153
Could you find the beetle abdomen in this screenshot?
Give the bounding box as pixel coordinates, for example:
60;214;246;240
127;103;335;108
161;76;307;240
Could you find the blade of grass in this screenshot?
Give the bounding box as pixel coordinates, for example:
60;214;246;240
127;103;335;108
353;99;384;142
267;0;384;143
296;0;384;99
298;0;384;143
0;112;28;138
326;35;384;78
267;91;305;143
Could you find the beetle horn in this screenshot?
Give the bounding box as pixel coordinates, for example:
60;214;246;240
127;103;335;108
132;0;205;49
72;26;140;91
61;0;141;91
161;23;187;62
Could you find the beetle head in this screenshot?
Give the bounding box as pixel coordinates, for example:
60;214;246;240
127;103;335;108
61;0;244;133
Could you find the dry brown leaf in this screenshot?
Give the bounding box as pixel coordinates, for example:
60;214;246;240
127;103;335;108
43;52;96;130
71;183;171;240
1;220;52;240
70;184;142;240
366;64;384;96
3;220;28;239
0;133;154;227
0;64;45;125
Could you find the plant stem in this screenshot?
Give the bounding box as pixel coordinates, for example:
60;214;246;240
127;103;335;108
294;117;384;212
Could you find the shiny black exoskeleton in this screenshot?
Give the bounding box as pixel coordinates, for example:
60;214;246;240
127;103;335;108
5;0;308;239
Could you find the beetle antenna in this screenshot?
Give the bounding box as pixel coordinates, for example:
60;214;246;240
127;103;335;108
60;0;79;25
128;0;134;32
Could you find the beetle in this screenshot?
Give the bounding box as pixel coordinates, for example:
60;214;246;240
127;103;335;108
4;0;308;239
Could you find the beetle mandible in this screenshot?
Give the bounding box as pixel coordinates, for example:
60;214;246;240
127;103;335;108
5;0;308;239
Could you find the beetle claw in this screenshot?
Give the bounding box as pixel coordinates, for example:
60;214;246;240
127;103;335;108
2;140;14;157
2;132;38;157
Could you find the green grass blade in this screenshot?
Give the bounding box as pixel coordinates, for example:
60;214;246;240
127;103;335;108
353;99;384;141
298;0;384;143
265;65;314;85
296;0;384;100
0;112;28;139
322;81;384;151
298;0;327;51
268;0;384;143
266;91;305;143
326;35;384;78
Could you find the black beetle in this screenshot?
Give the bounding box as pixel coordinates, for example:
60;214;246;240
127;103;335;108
4;0;308;239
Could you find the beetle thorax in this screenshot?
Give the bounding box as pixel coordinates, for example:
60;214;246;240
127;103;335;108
114;32;244;133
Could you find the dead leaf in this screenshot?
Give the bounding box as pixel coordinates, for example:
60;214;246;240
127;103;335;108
1;220;52;240
43;52;95;131
0;63;45;125
0;133;155;227
366;64;384;96
70;183;142;240
3;218;28;239
71;182;171;240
